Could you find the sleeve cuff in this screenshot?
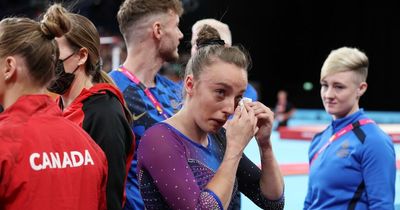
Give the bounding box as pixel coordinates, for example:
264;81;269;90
203;189;223;210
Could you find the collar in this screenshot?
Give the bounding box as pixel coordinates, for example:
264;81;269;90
331;108;365;132
57;83;126;110
0;95;60;121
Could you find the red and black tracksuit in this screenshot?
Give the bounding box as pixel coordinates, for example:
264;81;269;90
57;83;135;210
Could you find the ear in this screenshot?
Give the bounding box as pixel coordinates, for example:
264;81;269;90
152;21;163;40
77;47;89;66
357;82;368;98
3;56;17;82
184;74;194;96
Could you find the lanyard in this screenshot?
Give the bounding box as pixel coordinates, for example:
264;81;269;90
310;118;375;166
118;66;169;119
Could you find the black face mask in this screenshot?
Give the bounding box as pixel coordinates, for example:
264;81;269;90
47;52;79;95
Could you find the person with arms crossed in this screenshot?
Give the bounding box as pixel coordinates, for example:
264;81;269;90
47;8;135;210
0;4;107;210
304;47;396;209
137;25;284;210
109;0;184;209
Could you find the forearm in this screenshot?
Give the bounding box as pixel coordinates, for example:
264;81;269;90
206;151;242;210
259;147;284;200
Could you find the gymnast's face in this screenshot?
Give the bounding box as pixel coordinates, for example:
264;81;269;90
185;59;247;133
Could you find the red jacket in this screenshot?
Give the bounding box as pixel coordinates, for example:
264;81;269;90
0;95;108;210
57;83;135;210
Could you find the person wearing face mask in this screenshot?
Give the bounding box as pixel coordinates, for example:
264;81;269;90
47;8;135;210
0;3;108;210
303;47;396;209
47;52;80;94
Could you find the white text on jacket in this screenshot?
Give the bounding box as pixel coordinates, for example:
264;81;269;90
29;150;94;171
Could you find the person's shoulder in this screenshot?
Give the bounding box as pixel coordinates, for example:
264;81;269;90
0;113;28;139
143;122;183;143
108;70;131;91
139;122;181;151
362;123;392;144
108;69;122;79
310;125;330;144
82;94;126;126
155;74;183;100
143;122;173;137
244;83;258;101
356;122;395;159
156;74;182;89
0;124;23;156
0;133;21;169
82;89;122;110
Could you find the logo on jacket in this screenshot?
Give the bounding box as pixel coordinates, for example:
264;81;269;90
132;111;147;121
30;150;94;171
336;140;350;158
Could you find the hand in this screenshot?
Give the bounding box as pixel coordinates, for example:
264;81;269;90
225;103;258;156
247;102;274;149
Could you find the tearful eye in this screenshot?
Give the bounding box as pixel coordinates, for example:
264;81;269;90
215;89;225;96
235;96;243;106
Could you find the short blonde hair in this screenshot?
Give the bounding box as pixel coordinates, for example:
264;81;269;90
321;47;369;82
192;18;232;46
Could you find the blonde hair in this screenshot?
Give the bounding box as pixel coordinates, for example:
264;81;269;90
0;4;71;86
321;47;369;82
192;18;232;46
